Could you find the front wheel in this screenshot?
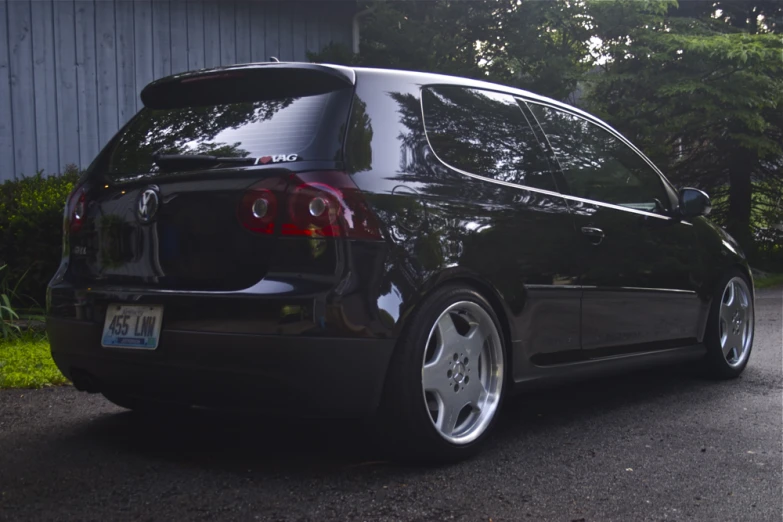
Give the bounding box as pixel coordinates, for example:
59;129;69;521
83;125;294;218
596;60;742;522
378;286;506;463
704;271;755;379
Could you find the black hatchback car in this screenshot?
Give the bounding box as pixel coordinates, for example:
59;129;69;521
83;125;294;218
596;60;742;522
47;63;755;462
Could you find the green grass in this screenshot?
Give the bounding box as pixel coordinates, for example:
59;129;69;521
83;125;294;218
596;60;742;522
0;334;69;389
755;273;783;289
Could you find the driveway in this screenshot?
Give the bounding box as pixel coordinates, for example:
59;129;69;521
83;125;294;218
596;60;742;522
1;288;780;521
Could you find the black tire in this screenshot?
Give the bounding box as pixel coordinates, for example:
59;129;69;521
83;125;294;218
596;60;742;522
377;285;507;464
703;269;755;379
102;391;189;416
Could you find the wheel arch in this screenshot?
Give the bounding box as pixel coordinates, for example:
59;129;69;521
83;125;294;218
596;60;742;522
698;262;755;342
392;270;518;372
734;263;754;296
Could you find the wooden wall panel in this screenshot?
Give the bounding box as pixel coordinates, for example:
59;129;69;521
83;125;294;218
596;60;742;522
0;0;355;179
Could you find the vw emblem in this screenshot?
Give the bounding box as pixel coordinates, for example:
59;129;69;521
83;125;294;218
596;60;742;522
137;188;159;223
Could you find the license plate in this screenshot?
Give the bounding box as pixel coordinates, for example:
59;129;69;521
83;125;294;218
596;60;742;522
101;304;163;349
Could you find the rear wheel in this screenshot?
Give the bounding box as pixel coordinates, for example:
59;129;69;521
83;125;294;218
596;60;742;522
379;285;506;463
704;271;754;379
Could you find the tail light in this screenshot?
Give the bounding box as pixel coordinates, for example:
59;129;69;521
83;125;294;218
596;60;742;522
65;184;87;234
238;187;277;234
238;171;382;240
284;182;342;237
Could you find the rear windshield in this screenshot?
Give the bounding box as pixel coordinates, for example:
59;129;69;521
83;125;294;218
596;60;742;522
106;89;351;179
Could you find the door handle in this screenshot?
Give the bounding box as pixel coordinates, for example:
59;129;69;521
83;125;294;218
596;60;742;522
581;226;605;245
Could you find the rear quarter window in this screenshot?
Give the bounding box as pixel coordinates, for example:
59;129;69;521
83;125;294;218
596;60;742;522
421;85;556;192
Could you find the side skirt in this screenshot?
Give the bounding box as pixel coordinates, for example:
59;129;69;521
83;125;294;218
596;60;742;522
510;343;706;393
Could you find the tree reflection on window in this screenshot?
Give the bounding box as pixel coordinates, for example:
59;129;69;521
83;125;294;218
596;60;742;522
107;98;299;178
528;103;670;212
422;86;556;192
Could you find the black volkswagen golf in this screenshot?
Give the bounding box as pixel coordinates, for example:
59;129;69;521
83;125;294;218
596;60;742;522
47;63;755;462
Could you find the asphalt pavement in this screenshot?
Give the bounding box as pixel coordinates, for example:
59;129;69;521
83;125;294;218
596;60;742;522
1;288;781;521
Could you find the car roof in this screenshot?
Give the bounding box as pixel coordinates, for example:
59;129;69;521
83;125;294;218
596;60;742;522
153;61;592;125
345;65;601;126
147;61;653;180
323;64;639;156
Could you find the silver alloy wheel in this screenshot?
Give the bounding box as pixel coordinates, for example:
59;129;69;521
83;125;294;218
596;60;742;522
718;277;754;367
421;301;504;445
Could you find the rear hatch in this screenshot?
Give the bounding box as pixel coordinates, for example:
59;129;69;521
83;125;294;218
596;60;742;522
66;64;355;291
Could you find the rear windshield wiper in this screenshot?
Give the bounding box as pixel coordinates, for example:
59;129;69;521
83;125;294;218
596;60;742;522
152;154;257;170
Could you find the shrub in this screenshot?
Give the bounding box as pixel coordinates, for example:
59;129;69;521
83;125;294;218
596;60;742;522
0;333;69;388
0;265;20;339
0;167;80;310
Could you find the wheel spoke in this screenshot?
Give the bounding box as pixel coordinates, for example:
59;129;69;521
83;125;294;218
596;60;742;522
423;345;453;398
726;330;745;360
463;375;486;411
719;302;733;325
462;322;487;361
423;367;451;398
736;291;747;310
437;391;467;437
722;333;735;358
435;312;463;350
724;281;735;306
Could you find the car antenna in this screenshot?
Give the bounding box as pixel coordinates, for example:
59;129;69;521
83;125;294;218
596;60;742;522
269;56;280;63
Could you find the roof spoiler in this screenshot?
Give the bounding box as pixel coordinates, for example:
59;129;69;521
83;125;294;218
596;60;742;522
140;63;356;110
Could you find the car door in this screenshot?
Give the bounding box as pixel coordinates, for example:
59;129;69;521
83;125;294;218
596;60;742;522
419;85;583;371
524;101;704;355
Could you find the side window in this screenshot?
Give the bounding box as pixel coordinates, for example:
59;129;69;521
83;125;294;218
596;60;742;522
421;86;557;192
527;103;670;213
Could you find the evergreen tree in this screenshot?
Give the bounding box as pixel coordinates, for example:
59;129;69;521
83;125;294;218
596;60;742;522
585;0;783;260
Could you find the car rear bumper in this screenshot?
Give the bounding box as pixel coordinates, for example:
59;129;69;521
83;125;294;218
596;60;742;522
47;316;395;418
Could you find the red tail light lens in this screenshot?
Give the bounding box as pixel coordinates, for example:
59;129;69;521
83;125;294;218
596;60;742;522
66;186;87;234
282;171;382;240
238;188;278;234
284;182;342;237
237;171;382;240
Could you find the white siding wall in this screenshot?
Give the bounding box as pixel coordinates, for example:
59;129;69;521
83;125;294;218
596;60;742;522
0;0;354;180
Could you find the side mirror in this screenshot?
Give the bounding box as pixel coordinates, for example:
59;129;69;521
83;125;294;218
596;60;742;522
678;187;711;218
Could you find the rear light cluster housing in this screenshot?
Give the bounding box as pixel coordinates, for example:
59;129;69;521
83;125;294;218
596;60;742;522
238;171;382;240
65;184;87;234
